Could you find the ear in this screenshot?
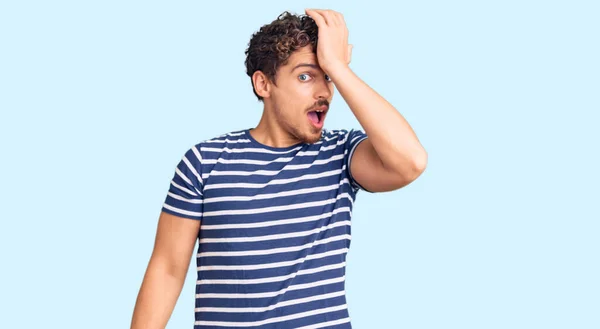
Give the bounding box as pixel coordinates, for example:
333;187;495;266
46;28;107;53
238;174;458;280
252;71;272;99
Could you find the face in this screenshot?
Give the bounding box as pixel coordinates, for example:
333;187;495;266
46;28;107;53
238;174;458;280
267;46;334;144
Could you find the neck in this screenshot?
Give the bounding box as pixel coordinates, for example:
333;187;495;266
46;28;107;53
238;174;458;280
250;104;302;148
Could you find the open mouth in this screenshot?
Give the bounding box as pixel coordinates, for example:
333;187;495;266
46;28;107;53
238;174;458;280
307;106;328;128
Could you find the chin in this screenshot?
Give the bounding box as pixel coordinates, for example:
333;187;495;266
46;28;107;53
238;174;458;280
285;121;322;145
302;129;322;144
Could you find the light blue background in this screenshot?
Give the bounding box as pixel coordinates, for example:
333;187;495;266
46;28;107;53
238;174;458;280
1;0;598;328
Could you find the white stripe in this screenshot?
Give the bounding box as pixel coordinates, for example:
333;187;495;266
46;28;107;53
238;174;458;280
175;167;194;187
167;192;203;204
202;157;293;165
196;276;346;299
284;153;345;169
203;138;251;144
162;203;202;217
182;155;203;188
203;139;344;157
200;142;345;166
194;304;348;327
197;261;346;285
203;168;343;190
195;290;345;313
342;131;352;142
201;193;351;218
190;146;204;185
166;186;353;220
170;179;198;197
203;146;303;155
200;154;345;178
206;130;337;144
203;169;281;178
202;181;346;204
350;137;368;152
349;138;367;159
198;248;349;271
203;137;342;155
295;317;351;329
348;136;368;187
200;217;350;244
323;134;340;142
322;141;344;150
201;207;350;230
348;138;365;163
350;134;365;144
198;234;350;257
202;141;342;156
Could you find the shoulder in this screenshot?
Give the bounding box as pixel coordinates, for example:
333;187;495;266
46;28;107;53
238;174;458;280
321;128;366;146
178;128;250;165
198;128;250;147
321;128;349;142
190;128;251;152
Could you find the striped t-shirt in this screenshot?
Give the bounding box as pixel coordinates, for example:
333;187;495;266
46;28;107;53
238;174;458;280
162;127;369;329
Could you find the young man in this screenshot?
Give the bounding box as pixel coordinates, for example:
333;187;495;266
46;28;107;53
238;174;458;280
130;9;427;329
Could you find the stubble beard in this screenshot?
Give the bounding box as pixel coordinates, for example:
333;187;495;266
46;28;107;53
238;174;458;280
274;107;321;145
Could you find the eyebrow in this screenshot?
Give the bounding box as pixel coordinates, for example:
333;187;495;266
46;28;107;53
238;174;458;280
291;63;319;72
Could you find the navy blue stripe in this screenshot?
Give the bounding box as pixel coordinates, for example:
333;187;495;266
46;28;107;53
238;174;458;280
161;128;367;328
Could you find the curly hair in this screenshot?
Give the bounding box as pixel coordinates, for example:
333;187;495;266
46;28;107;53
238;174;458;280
244;11;319;101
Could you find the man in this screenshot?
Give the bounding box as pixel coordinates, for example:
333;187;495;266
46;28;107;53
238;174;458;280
130;9;427;329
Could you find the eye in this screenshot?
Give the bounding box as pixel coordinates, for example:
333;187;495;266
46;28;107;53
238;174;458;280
298;73;312;82
325;74;331;82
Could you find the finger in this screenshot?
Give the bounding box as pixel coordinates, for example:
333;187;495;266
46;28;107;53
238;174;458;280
312;9;334;26
338;12;348;36
305;9;328;27
333;11;345;26
322;9;339;26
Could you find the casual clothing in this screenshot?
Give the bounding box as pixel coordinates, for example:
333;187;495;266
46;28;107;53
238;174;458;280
162;127;368;329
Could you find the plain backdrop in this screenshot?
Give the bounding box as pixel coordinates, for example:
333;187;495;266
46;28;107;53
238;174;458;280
1;1;599;328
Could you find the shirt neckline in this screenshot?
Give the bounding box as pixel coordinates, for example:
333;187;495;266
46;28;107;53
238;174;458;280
244;128;322;151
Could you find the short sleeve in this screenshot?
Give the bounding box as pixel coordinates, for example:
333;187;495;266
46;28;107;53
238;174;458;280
343;129;369;192
161;145;204;220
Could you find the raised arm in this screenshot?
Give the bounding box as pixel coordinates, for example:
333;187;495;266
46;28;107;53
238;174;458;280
306;8;428;192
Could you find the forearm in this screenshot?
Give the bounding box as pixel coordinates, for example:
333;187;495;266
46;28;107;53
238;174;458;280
329;64;427;172
130;261;187;329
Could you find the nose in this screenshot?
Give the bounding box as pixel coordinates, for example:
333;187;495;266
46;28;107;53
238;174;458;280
314;77;333;100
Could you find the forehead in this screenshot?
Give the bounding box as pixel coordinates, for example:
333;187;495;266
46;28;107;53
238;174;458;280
285;46;320;69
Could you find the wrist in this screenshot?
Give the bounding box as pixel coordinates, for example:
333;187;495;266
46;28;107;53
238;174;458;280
325;62;352;81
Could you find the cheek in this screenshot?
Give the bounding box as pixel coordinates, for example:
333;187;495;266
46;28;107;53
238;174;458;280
273;94;299;119
282;87;309;109
274;81;313;115
286;79;312;94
